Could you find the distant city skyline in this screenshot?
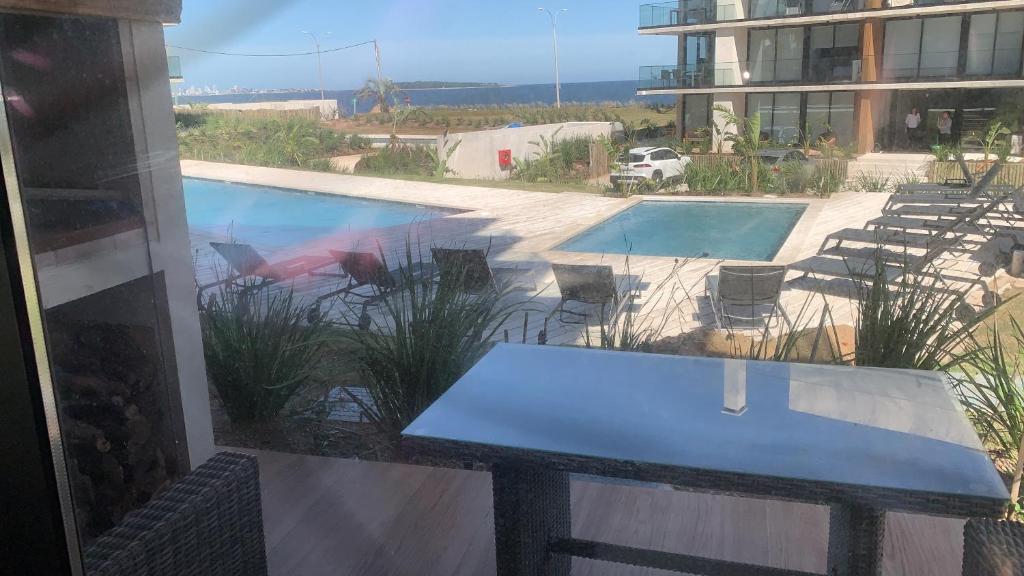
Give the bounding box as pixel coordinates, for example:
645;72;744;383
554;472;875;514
166;0;677;90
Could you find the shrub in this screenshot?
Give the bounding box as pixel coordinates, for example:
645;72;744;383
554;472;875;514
201;283;329;424
777;160;812;195
683;158;744;194
338;243;525;434
355;144;434;176
810;167;844;198
347;134;371;150
853;169;892;194
177;114;347;169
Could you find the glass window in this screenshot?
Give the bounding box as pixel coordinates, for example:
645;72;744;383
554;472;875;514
775;28;804;81
806;92;831;140
749;30;777;82
684;94;710;136
920;16;962;77
828;92;855;146
993;11;1024;75
967;13;997;75
810;24;860;82
747;93;775;138
883;19;922;79
747;92;800;144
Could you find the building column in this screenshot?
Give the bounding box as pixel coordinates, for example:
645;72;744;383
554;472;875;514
855;2;884;154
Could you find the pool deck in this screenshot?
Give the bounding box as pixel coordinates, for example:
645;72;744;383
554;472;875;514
183;160;888;345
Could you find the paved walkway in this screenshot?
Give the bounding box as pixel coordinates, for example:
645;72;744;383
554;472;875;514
183;161;890;345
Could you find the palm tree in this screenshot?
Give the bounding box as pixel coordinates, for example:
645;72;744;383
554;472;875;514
356;77;402;114
713;105;766;193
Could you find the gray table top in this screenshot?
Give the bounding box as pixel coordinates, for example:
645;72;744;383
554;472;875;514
404;344;1008;509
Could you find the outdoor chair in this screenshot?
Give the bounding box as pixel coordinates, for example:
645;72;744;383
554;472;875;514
705;265;790;329
207;242;339;288
894;161;1000;197
962;517;1024;576
309;250;437;327
550;263;629;325
431;247;535;294
83;451;268;576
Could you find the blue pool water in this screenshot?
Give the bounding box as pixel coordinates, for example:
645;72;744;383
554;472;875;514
183;178;453;249
557;201;807;261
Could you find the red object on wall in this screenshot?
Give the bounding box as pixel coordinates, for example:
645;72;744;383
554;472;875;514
498;149;512;168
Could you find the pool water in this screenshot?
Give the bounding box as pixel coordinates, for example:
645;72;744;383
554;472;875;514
557;201;807;261
183;178;454;250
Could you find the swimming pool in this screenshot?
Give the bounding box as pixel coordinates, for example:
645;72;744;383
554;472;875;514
556;201;807;261
183;178;455;250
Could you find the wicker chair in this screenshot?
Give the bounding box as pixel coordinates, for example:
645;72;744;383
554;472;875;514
963;518;1024;576
84;451;268;576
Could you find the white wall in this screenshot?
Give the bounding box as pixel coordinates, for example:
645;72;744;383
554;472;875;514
205;99;339;121
440;122;623;180
712;94;746;153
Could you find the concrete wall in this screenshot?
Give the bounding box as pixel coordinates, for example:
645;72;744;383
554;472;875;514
207;99;339;120
440;122;623;180
712;94;745;153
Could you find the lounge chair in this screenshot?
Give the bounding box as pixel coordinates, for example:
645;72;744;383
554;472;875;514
198;242;340;306
893;162;1001;197
208;242;338;287
431;247;535;293
550;263;628;325
705;265;790;329
313;249;436;306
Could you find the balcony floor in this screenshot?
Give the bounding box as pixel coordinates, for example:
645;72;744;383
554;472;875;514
239;448;966;575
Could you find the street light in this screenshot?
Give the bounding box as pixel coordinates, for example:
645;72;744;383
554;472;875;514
302;31;331;103
538;8;567;109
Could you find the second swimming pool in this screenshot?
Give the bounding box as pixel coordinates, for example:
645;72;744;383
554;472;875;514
556;201;807;261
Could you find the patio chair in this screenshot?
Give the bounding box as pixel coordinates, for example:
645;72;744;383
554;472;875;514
431;247;535;294
894;162;1001;197
550;263;629;325
84;452;268;576
313;249;437;306
962;517;1024;575
207;242;339;288
705;265;790;329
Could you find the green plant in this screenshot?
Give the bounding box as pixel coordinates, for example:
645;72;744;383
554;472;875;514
810;167;844;198
683;158;744;194
777;159;812;195
347;134;371;150
426;137;461;179
713;105;766;193
967;121;1012;162
356;76;403;114
355;144;435;176
893;169;921;187
950;318;1024;507
930;143;955;163
853;169;892;194
200;283;329;423
177;114;347;169
338;242;526;434
853;255;992;370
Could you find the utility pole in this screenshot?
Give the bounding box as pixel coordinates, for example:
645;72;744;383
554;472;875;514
302;31;330;103
373;39;387;111
538;8;567;108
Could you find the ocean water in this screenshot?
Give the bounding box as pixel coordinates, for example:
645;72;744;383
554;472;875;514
175;80;675;114
183;178;454;250
556;201;808;261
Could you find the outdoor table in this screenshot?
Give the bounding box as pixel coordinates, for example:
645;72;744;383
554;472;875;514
402;344;1009;576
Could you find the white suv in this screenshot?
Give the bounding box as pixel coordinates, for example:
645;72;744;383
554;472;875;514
611;146;691;187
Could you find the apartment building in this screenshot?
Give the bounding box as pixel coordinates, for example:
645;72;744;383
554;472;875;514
637;0;1024;153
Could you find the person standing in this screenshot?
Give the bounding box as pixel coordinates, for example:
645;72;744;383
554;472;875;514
938;111;953;145
904;107;921;149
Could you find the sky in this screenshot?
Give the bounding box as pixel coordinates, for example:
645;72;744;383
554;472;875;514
165;0;677;91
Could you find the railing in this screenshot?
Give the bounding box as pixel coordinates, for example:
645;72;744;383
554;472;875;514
640;0;992;27
639;57;862;90
168;56;182;81
638;0;740;26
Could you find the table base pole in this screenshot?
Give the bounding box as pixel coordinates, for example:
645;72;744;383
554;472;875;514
827;504;885;576
491;464;571;576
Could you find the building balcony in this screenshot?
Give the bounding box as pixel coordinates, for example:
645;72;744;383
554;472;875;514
639;0;1024;29
640;57;863;91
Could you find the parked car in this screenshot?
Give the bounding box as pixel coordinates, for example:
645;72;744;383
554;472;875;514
611;146;691;186
759;148;813;174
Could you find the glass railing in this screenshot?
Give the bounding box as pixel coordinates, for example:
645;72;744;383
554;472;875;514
168;55;182;80
639;57;863;89
639;0;988;27
640;1;711;26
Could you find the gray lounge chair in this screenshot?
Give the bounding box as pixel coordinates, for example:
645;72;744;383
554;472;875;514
705;265;790;329
431;247;535;293
893;162;1001;197
550;263;628;325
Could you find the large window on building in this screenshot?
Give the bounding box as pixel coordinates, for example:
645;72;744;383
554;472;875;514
806;92;855;146
747;92;801;143
748;27;803;82
683;94;711;137
882;19;923;78
809;24;860;82
920;16;962;77
967;11;1024;76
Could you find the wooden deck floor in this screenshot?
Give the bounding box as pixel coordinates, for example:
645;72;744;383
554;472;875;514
241;448;965;576
182;161;891;346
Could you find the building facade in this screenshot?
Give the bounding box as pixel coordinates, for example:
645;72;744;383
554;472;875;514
637;0;1024;153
